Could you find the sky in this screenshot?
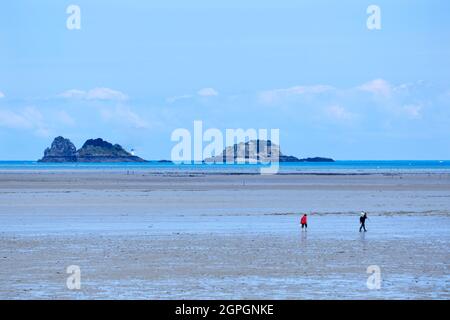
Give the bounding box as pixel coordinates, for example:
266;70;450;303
0;0;450;160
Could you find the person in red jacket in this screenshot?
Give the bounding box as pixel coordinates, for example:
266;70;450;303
300;214;308;230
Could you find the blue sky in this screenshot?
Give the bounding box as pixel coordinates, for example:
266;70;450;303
1;0;449;160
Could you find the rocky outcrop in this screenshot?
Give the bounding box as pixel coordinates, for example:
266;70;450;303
76;138;146;162
204;140;334;163
38;136;77;162
298;157;334;162
39;137;146;162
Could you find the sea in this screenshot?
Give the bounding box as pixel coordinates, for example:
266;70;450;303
0;160;449;174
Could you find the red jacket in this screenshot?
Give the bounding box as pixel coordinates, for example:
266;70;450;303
301;215;307;224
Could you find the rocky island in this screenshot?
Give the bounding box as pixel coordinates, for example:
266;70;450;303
204;139;334;163
38;136;146;162
39;136;78;162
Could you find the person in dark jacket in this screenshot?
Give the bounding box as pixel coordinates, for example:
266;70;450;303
359;212;368;232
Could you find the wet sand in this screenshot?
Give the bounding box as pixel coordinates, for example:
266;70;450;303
0;171;449;299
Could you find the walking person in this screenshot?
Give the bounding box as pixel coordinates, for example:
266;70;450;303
359;211;368;232
300;214;308;230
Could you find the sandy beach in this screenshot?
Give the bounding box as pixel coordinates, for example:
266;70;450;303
0;171;449;299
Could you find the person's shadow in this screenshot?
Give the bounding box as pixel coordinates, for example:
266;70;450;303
359;231;368;251
300;228;308;245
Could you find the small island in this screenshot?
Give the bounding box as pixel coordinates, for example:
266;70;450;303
38;136;147;162
204;139;334;163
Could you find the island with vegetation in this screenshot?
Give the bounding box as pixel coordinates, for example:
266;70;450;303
203;139;334;163
38;136;147;162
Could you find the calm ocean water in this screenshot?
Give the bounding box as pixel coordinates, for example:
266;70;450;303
0;160;449;173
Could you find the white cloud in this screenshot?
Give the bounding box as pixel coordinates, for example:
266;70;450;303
0;91;5;98
167;87;219;104
100;105;149;129
197;87;219;97
355;80;428;118
259;85;334;104
256;79;431;124
59;89;85;99
59;87;128;101
0;106;49;136
259;79;414;104
325;105;356;121
166;94;193;104
0;109;30;129
86;87;128;100
357;79;392;97
402;104;422;119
